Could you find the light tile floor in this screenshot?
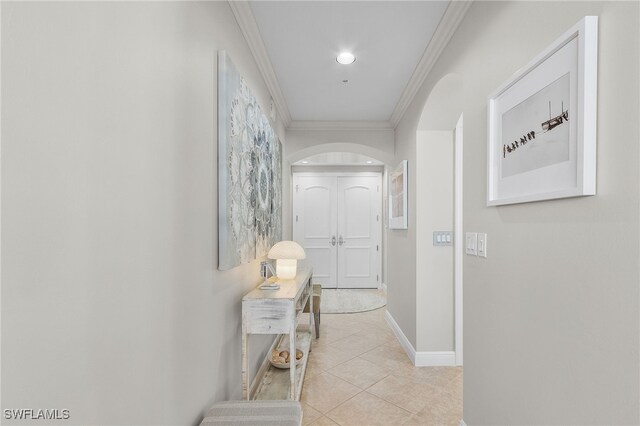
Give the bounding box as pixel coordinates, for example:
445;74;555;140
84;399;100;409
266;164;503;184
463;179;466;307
300;308;462;426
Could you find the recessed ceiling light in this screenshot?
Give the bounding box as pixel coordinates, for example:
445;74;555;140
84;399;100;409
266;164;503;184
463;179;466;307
336;52;356;65
365;160;373;164
301;160;309;164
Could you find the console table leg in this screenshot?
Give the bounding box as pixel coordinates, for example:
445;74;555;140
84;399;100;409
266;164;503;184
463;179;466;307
242;321;249;400
289;324;296;400
309;281;314;344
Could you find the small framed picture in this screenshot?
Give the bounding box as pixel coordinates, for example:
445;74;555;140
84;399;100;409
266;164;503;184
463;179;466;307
487;17;598;206
388;160;408;229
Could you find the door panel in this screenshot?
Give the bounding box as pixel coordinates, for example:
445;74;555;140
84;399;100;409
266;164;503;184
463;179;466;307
343;186;371;238
302;186;332;238
343;247;371;277
304;246;333;281
337;176;381;288
293;176;337;288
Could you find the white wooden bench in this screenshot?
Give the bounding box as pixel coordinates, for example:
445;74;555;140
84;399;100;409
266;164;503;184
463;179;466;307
200;400;302;426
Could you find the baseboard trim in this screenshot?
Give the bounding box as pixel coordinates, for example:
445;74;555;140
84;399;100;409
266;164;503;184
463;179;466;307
384;311;416;364
460;420;467;426
381;282;388;294
385;311;457;367
415;350;456;367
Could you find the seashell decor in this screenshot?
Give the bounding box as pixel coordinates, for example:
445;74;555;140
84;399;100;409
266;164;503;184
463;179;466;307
270;348;303;369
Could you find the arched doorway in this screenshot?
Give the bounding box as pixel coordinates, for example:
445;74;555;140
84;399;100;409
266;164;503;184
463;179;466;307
291;150;385;289
414;73;464;366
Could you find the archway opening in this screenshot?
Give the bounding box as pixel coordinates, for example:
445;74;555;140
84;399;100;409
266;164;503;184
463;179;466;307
292;152;383;167
286;142;394;167
412;72;464;370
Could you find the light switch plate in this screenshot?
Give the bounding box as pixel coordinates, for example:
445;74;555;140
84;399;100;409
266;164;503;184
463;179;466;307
465;232;477;255
433;231;453;246
477;233;487;258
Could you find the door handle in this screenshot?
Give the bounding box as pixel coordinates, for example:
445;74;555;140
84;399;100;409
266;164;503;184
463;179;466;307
338;236;345;246
330;236;337;246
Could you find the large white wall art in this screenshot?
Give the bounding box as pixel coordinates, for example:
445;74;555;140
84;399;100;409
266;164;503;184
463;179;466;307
218;51;282;270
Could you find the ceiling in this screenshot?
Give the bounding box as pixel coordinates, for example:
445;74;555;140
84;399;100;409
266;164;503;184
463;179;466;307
249;1;450;123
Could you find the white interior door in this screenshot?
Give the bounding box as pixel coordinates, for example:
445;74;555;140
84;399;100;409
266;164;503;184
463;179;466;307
293;173;381;289
293;176;338;288
337;176;381;288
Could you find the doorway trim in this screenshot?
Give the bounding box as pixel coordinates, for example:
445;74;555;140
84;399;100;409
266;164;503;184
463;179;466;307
454;113;464;366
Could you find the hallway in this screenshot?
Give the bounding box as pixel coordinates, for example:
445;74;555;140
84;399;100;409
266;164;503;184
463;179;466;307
2;2;639;425
300;309;463;425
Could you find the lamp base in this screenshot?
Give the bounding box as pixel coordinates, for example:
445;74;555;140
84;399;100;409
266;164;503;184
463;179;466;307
259;279;280;290
275;259;298;279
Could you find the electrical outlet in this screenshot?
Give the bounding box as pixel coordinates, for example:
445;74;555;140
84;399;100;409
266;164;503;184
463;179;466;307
465;232;477;255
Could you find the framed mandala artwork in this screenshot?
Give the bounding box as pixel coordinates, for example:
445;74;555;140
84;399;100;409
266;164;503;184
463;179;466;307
218;51;282;270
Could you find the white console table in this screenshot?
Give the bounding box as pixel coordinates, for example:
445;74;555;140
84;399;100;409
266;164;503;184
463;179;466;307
242;267;314;400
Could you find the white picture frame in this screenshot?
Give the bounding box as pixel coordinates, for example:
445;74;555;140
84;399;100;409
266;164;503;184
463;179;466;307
388;160;408;229
487;16;598;206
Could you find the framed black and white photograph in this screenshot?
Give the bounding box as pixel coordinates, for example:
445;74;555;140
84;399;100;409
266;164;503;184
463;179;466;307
388;160;408;229
487;16;598;206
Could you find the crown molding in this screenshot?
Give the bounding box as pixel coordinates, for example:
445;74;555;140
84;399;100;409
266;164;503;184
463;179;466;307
288;121;394;132
389;0;473;128
229;1;293;128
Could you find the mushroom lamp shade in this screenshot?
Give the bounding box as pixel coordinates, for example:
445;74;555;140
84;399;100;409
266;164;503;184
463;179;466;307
267;241;306;280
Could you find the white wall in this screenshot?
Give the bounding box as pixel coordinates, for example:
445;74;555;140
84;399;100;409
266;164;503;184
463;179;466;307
415;131;454;352
1;2;285;425
385;142;417;346
285;127;394;159
393;1;639;424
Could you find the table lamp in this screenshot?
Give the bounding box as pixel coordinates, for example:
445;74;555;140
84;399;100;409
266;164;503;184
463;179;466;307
267;241;306;280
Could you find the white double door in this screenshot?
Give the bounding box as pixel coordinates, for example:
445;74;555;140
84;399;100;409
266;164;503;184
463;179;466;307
293;173;382;289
